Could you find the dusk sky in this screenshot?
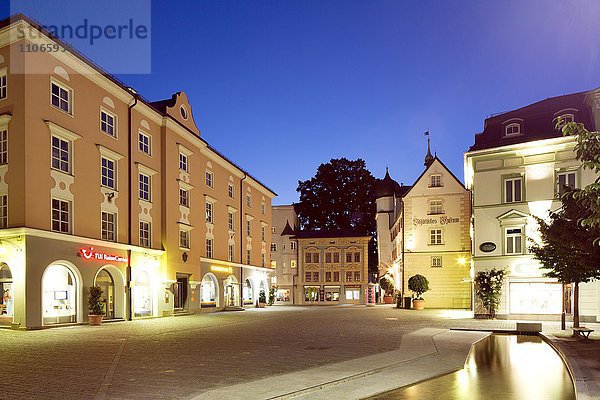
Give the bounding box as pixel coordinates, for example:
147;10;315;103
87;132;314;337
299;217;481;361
4;0;600;204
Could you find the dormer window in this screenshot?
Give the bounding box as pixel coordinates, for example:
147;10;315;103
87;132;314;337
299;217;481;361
504;123;521;137
555;114;574;130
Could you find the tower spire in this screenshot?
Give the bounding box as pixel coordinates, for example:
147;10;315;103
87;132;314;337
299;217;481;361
424;131;434;167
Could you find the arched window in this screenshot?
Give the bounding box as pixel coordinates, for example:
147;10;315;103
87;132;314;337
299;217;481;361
42;264;78;325
505;123;521;137
0;263;13;321
201;274;218;307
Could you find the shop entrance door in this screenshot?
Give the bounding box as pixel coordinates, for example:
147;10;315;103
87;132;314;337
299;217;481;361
0;263;13;325
95;269;115;319
174;276;188;310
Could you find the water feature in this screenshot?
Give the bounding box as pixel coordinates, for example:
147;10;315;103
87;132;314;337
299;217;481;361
371;334;575;399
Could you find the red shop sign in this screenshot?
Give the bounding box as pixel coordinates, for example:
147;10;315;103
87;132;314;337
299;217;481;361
80;247;128;264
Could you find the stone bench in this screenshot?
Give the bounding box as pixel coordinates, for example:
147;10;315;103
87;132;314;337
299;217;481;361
516;322;542;333
573;327;594;339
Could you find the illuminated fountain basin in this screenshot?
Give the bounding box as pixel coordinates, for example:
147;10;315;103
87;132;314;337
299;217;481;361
373;334;575;399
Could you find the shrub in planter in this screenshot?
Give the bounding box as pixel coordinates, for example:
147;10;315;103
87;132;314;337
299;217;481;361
88;286;104;326
408;274;429;310
379;275;395;304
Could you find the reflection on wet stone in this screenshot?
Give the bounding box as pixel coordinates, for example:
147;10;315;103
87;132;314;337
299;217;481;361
372;335;575;400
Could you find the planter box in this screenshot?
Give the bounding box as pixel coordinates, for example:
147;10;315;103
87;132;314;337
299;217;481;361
383;296;394;304
88;315;103;326
412;299;425;310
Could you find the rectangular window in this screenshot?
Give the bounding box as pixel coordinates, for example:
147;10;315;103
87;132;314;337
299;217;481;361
313;272;319;282
504;177;523;203
305;252;312;263
179;188;189;207
261;226;266;242
346;271;353;282
0;70;6;99
179;153;188;172
325;272;332;282
51;136;70;173
228;244;234;262
179;230;190;249
430;174;442;187
333;271;340;282
101;211;116;241
139;173;150;201
246;220;251;236
354;271;361;282
557;172;576;197
246;194;251;207
228;183;235;199
228;212;234;230
262;253;266;267
205;170;213;187
101;157;116;189
270;243;277;252
431;256;442;268
205;201;213;223
430;229;442;245
346;252;352;263
0;194;7;228
138;131;151;155
506;228;523;255
354;252;361;263
325;252;332;263
100;110;116;137
139;221;151;248
0;129;7;164
291;241;297;250
429;200;443;215
246;249;251;265
51;81;71;114
51;198;70;233
261;203;266;215
305;272;311;282
314;252;320;263
333;252;340;263
271;226;277;234
206;238;214;258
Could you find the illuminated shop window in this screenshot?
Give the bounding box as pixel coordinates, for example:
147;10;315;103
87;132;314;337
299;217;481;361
201;274;217;305
133;271;152;317
42;264;77;325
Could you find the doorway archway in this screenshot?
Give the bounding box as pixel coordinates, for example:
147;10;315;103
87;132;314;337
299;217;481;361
224;275;239;307
94;269;115;319
243;278;253;306
0;263;13;325
42;263;79;325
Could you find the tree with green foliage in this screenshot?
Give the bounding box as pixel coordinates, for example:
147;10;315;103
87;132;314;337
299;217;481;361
88;286;104;315
529;189;600;329
379;275;395;295
474;268;507;319
296;158;378;272
407;274;429;300
561;122;600;243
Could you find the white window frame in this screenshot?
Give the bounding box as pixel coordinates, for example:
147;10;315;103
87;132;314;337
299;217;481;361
261;226;266;242
100;108;117;138
51;135;71;174
430;228;443;245
504;123;521;137
206;238;214;258
205;170;214;188
246;220;251;237
270;243;277;252
139;173;150;201
139;221;151;248
179;229;190;249
228;183;235;199
429;199;443;215
101;156;116;190
205;201;214;223
228;211;234;231
261;202;266;215
138;131;151;155
504;176;523;203
101;211;116;242
179;153;189;172
179;187;190;207
0;193;7;228
271;226;277;234
0;68;6;100
557;171;577;197
430;174;442;188
50;79;73;115
51;198;71;234
505;227;524;255
247;249;251;265
0;128;7;165
431;256;442;268
246;194;251;207
228;244;234;262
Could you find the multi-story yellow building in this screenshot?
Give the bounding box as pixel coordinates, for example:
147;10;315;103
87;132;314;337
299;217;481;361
296;231;370;305
0;15;275;329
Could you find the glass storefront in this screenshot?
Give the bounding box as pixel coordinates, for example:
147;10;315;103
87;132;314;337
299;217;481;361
304;286;319;302
224;275;239;307
133;271;153;317
0;263;13;324
42;264;77;325
345;287;360;301
243;279;253;305
95;269;115;319
201;274;217;307
324;287;340;302
276;288;290;302
509;282;562;314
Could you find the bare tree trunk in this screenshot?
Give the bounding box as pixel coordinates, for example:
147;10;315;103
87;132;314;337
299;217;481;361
573;281;580;331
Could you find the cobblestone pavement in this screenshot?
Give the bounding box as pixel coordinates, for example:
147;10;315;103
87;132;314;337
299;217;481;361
1;305;598;399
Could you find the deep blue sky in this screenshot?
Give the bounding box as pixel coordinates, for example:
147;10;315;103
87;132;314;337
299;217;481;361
4;1;600;204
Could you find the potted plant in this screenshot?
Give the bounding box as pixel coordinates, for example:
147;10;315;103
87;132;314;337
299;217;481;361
408;274;429;310
379;275;395;304
88;286;104;326
257;289;267;308
268;287;276;306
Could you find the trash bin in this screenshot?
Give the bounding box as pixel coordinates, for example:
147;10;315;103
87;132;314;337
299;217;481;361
403;296;412;309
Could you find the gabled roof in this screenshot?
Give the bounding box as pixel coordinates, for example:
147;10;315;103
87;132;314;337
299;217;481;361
469;90;595;152
497;209;530;220
281;221;295;236
404;156;466;197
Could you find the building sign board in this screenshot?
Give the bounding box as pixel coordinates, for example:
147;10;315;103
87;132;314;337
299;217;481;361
479;242;497;253
413;216;459;228
80;248;128;263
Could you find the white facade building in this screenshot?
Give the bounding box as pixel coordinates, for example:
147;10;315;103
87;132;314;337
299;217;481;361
465;88;600;321
270;205;299;303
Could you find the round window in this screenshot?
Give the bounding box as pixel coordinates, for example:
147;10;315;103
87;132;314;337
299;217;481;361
180;106;188;120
